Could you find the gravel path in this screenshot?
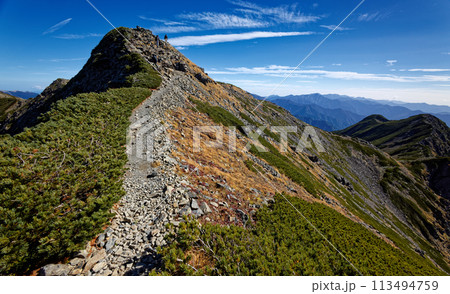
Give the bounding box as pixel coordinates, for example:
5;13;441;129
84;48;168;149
40;71;203;276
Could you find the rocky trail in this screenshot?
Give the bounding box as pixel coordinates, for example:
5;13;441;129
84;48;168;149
40;71;206;276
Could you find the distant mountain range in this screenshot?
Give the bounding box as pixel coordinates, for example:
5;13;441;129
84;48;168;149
1;90;39;99
272;99;365;131
262;93;450;131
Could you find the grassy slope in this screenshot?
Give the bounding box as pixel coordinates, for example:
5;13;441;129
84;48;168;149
176;98;446;275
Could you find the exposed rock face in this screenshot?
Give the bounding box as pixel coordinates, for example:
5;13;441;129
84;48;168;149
37;78;69;98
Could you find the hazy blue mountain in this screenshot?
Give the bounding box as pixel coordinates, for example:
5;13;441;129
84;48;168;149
265;93;450;129
320;94;450;125
379;100;450;114
2;90;39;99
323;94;450;114
272;99;364;131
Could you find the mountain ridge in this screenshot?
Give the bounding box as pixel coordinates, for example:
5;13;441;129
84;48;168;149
336;114;450;202
265;93;450;130
1;27;448;276
336;114;450;159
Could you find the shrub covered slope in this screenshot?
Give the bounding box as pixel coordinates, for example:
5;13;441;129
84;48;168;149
158;194;442;276
0;87;152;274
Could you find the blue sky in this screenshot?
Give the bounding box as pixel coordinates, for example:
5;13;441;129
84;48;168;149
0;0;449;105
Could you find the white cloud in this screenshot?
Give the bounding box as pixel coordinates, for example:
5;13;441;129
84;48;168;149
137;1;319;34
181;12;267;29
169;31;313;47
54;33;103;40
43;18;72;35
386;60;397;66
320;25;352;31
332;63;342;66
32;85;45;91
208;65;450;83
401;68;450;72
230;1;320;24
152;26;198;33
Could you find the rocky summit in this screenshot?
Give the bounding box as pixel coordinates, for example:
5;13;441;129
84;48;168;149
1;27;449;276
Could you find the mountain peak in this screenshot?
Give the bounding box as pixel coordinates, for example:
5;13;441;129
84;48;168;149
362;114;389;123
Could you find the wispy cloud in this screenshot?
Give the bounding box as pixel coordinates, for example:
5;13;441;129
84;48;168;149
208;65;450;83
54;33;102;40
399;68;450;72
152;26;199;33
139;16;198;33
138;16;185;26
386;60;397;66
230;1;320;24
43;18;72;35
169;31;313;47
139;1;319;34
181;12;267;29
320;25;352;31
